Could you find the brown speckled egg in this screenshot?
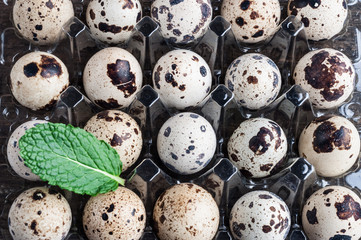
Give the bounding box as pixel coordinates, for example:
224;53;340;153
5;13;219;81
10;51;69;111
83;186;146;240
230;190;291;240
8;187;72;240
225;53;281;110
221;0;281;44
298;115;360;177
293;48;355;109
288;0;348;41
152;49;212;110
84;110;142;171
151;0;212;45
86;0;142;45
302;186;361;240
153;183;219;240
13;0;74;45
228;118;287;178
83;47;143;109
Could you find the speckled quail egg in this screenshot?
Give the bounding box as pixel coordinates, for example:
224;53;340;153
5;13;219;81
228;118;287;178
153;49;212;110
13;0;74;45
83;186;146;240
86;0;142;45
157;112;216;175
221;0;281;44
302;186;361;240
225;53;282;110
293;48;355;109
153;183;219;240
10;51;69;111
151;0;212;45
84;110;142;171
298;115;360;177
288;0;348;41
230;190;291;240
8;187;72;240
83;47;143;109
7;120;48;181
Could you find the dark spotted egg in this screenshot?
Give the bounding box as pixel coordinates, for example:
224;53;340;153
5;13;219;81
13;0;74;45
8;187;72;240
84;110;142;171
152;49;212;110
86;0;142;45
7;120;48;181
230;190;291;240
293;48;355;109
225;53;281;110
10;51;69;111
288;0;348;41
157;112;216;175
83;186;146;240
151;0;212;45
228;118;287;178
298;115;360;177
302;186;361;240
83;47;143;109
221;0;281;44
153;183;219;240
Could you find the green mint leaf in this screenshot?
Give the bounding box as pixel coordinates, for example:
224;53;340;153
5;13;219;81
19;122;125;196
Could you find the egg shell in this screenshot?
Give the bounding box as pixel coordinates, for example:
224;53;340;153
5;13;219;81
83;186;146;240
8;187;72;240
83;47;143;109
153;183;219;240
302;186;361;240
151;0;212;44
221;0;281;44
298;115;360;177
84;110;142;171
12;0;74;45
227;118;287;178
10;51;69;111
293;48;355;109
152;49;212;110
86;0;142;45
225;53;282;109
7;120;48;181
288;0;348;41
157;112;216;175
230;190;291;240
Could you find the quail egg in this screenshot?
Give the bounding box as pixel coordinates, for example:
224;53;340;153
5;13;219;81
152;49;212;110
228;118;287;178
221;0;281;44
86;0;142;45
302;186;361;240
10;51;69;111
151;0;212;45
225;53;282;109
84;110;142;171
8;187;72;240
298;115;360;177
83;186;146;240
83;47;143;109
157;112;216;175
13;0;74;45
230;190;291;240
7;120;48;181
153;183;219;240
288;0;348;41
293;48;355;109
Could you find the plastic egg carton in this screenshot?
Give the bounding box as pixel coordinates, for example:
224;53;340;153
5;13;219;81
0;0;360;239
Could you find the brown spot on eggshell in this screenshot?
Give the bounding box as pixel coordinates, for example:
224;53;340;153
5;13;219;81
24;62;39;78
250;11;259;19
306;206;318;224
259;194;273;199
107;59;137;98
262;225;272;233
247;76;258;84
110;133;131;147
99;22;122;33
39;55;63;78
232;222;245;238
240;0;251;10
249;127;274;155
260;163;273;171
335;194;361;221
95;98;121;109
123;0;134;9
45;0;54;9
